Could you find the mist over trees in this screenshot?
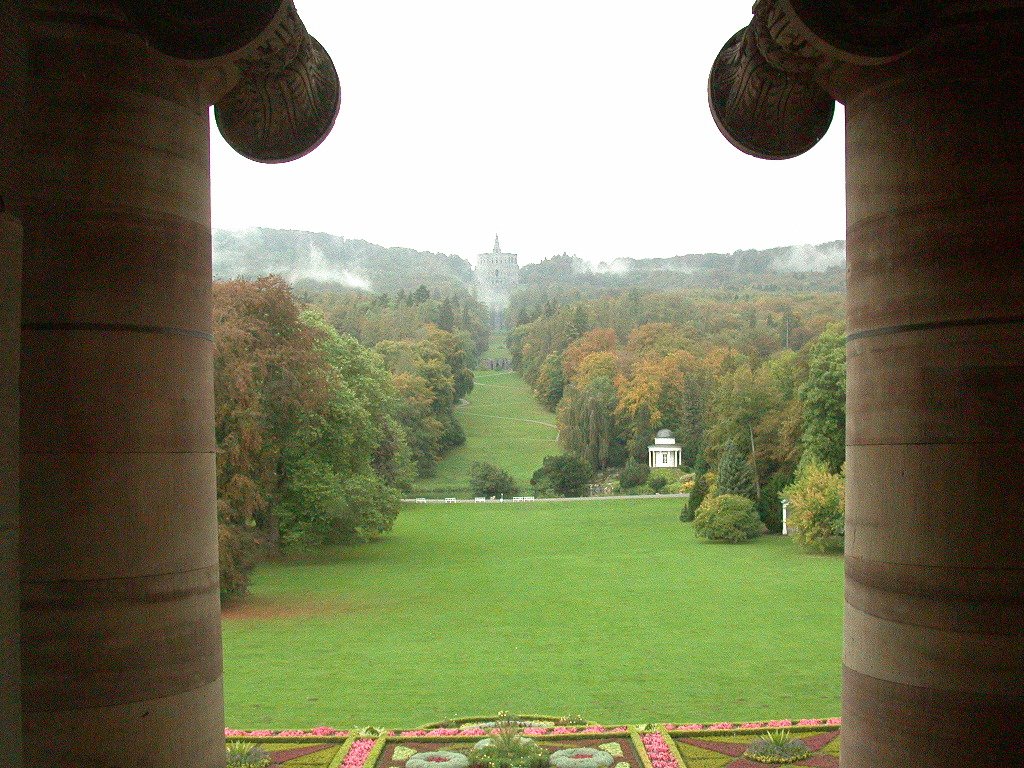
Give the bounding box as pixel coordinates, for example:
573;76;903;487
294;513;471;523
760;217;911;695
213;228;847;297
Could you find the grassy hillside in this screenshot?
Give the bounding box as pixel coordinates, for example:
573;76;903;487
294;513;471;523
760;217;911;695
412;335;558;498
222;497;843;728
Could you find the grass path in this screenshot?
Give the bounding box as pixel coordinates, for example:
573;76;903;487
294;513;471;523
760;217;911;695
412;335;558;498
222;498;843;729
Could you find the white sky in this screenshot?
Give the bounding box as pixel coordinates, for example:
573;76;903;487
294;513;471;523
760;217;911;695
210;1;847;265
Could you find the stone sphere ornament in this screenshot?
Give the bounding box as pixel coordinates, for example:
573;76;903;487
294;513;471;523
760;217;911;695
407;752;472;768
549;748;616;768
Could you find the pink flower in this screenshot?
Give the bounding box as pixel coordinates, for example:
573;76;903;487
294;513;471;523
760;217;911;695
401;730;428;737
311;726;341;736
341;738;377;768
278;730;307;737
551;726;577;734
797;719;824;727
766;720;792;728
826;717;841;726
523;728;548;736
224;728;245;737
247;730;275;737
707;723;733;731
640;734;678;768
740;723;766;730
462;728;487;736
581;726;605;734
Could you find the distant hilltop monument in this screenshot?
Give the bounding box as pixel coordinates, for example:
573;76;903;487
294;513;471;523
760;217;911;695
475;235;520;327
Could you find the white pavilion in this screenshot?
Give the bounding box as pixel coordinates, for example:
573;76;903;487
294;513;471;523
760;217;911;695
648;428;682;468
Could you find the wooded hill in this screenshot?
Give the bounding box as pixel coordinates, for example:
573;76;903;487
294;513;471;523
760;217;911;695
213;228;475;296
213;228;847;295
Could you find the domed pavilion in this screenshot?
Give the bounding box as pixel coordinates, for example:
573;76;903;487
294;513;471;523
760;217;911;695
648;429;682;468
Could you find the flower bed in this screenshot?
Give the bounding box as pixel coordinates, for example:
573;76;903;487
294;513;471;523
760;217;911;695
222;719;841;767
669;728;841;768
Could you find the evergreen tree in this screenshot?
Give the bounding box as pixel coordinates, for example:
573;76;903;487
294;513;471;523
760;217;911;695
619;456;650;490
683;454;709;521
716;440;757;500
437;298;455;331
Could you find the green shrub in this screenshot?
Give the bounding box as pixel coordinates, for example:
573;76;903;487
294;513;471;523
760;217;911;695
784;458;845;553
618;457;650;489
648;475;668;492
471;462;520;498
693;494;766;543
531;454;593;498
226;741;271;768
469;714;548;768
757;474;790;533
743;730;811;764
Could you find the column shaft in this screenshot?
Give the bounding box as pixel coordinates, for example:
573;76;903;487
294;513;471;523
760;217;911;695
20;3;223;765
0;2;24;764
843;17;1024;768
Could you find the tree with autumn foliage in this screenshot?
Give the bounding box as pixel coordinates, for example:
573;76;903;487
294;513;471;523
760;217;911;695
784;456;845;553
214;277;412;598
506;286;845;529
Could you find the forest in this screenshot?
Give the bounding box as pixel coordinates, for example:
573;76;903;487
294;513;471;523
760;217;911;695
507;287;847;534
214;277;489;598
214;269;849;598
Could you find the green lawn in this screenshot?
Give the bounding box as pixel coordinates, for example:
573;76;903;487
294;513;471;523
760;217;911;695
222;497;843;729
412;335;559;498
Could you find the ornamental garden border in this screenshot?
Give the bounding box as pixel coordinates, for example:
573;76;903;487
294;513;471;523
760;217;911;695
223;718;841;768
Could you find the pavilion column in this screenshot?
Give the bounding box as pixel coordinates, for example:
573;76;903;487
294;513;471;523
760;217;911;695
709;4;1024;767
19;4;222;765
0;3;24;765
842;17;1024;767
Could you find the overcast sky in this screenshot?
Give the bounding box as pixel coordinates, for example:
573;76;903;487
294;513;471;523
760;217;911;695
210;1;847;265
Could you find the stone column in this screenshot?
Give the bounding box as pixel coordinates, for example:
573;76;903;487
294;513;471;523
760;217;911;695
18;5;223;765
709;4;1024;767
842;16;1024;767
0;3;24;765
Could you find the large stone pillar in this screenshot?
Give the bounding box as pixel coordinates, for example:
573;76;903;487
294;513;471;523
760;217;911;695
0;3;24;766
709;4;1023;767
19;5;224;765
842;15;1024;767
17;2;339;763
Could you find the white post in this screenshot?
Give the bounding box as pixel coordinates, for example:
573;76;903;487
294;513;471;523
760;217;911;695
782;498;789;535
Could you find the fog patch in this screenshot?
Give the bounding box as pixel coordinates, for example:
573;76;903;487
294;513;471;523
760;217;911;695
770;241;845;272
285;243;373;291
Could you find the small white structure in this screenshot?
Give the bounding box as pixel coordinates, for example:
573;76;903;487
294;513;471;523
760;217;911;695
648;428;682;468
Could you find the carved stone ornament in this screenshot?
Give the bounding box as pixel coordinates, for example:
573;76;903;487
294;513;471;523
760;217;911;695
708;17;835;160
708;0;937;160
213;2;341;163
118;0;341;164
